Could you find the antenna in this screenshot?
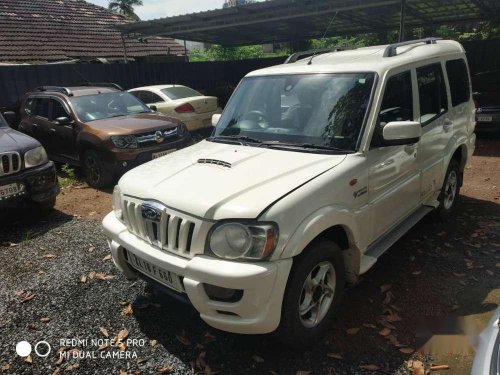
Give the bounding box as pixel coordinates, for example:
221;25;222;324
308;11;339;65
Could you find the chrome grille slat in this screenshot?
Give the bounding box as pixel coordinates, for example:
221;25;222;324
168;216;180;250
178;220;191;253
0;152;21;176
122;197;201;258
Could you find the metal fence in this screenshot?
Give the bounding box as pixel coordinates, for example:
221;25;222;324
0;57;285;110
0;39;498;111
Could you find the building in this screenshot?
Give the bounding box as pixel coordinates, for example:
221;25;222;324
0;0;185;64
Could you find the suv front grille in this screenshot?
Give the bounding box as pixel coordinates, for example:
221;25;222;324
122;197;204;258
0;152;21;176
136;127;179;148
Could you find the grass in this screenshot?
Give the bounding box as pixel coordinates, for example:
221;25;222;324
58;164;78;189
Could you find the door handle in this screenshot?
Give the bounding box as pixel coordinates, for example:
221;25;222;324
32;123;38;128
49;128;56;133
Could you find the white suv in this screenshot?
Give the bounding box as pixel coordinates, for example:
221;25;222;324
103;38;476;345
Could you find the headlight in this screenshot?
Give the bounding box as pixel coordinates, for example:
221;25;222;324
208;222;278;260
24;146;48;168
111;135;138;149
112;185;123;221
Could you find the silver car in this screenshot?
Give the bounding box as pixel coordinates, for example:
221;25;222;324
472;308;500;375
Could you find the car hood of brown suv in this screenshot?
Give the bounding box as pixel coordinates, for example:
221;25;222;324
85;112;181;136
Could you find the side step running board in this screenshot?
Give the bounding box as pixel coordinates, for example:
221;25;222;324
359;206;434;275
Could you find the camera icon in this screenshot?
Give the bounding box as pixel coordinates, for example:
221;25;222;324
16;341;51;358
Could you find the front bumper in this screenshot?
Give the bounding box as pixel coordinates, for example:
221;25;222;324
103;135;192;175
102;213;292;334
0;161;59;207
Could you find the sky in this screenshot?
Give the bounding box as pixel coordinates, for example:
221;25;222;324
87;0;261;20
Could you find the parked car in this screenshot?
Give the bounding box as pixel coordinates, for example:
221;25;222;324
472;70;500;134
18;84;192;188
471;307;499;375
0;111;59;211
129;85;221;132
103;39;476;346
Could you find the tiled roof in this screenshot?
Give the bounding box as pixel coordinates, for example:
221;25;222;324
0;0;185;63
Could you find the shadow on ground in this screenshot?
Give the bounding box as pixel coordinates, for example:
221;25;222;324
129;194;499;374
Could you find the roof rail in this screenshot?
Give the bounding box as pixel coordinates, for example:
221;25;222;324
284;47;350;64
77;82;124;91
36;86;73;96
383;37;442;57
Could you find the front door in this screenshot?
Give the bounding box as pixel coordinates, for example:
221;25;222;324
367;70;421;243
30;97;56;155
49;98;78;161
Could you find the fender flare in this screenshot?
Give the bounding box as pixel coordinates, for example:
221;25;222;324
279;205;362;282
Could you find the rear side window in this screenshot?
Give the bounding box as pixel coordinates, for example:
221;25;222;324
417;63;448;125
446;59;470;106
371;71;413;147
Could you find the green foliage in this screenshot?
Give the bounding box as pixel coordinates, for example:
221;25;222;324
59;164;77;188
108;0;142;21
189;45;268;62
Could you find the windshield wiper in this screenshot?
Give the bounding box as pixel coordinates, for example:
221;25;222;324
260;142;346;152
210;135;263;145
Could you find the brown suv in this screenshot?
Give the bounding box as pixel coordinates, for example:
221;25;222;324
18;84;192;188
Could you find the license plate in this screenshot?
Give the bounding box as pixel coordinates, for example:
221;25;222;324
477;116;492;122
0;183;24;200
126;250;183;292
152;149;176;159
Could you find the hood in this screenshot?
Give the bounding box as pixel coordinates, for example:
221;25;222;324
119;140;346;220
0;126;40;153
87;113;179;136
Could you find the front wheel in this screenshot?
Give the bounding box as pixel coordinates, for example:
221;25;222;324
83;150;113;189
436;160;461;219
276;240;345;347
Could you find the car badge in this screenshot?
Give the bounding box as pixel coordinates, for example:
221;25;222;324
155;130;165;143
141;203;162;222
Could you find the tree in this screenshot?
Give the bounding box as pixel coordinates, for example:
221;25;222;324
108;0;143;21
189;45;267;62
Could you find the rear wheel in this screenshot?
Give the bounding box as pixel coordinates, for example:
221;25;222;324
83;150;113;188
436;160;461;219
276;240;345;348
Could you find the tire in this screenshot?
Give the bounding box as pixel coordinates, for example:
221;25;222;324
276;240;345;348
34;196;56;212
436;159;461;219
83;150;113;188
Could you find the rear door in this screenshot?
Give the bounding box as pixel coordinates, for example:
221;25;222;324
367;70;421;242
445;58;473;136
30;97;56;154
416;62;450;202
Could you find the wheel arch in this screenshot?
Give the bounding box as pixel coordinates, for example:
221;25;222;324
280;207;363;283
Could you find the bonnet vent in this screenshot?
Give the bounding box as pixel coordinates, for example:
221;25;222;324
197;159;232;168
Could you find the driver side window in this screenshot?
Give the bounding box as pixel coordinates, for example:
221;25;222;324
371;71;413;147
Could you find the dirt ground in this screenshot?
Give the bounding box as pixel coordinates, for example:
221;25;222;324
0;136;498;374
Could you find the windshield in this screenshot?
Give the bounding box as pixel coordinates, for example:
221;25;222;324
213;73;375;151
70;92;151;122
161;86;202;100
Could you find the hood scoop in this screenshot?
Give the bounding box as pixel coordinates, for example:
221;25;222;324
197;158;232;168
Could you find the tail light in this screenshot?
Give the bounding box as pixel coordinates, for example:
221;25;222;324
175;103;195;113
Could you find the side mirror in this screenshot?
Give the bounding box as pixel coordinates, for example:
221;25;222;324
382;121;421;146
55;116;70;126
212;114;221;127
148;104;157;112
2;111;17;127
